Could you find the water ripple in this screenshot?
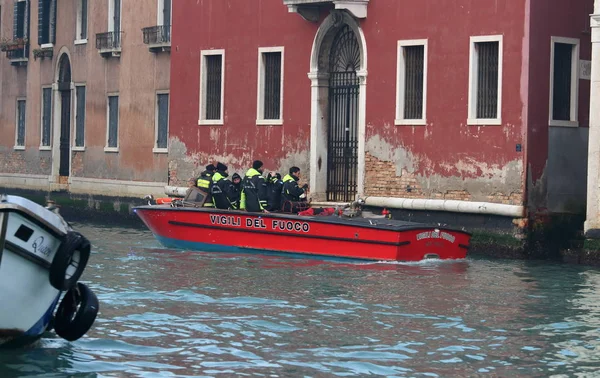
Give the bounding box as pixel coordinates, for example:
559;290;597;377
3;223;600;377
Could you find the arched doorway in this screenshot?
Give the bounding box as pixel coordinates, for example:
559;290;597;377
57;54;72;179
309;11;367;202
327;25;360;202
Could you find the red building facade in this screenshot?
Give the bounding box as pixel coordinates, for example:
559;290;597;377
169;0;592;219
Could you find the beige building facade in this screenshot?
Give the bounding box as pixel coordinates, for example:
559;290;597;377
0;0;171;198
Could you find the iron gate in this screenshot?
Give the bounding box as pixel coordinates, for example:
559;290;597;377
327;25;360;202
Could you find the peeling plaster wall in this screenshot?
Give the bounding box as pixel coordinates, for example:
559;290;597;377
169;0;316;186
171;0;531;200
167;137;310;185
365;136;524;204
361;1;528;205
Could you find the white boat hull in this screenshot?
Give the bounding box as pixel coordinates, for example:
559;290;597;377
0;196;69;346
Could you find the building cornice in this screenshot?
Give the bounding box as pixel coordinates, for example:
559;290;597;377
283;0;369;21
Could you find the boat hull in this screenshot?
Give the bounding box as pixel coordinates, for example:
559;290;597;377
0;195;98;347
0;203;64;346
134;206;470;261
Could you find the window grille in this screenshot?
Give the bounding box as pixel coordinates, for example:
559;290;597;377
263;52;281;120
475;41;499;119
403;45;424;120
205;55;222;120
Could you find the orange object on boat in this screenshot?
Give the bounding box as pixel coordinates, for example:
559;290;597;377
156;197;175;204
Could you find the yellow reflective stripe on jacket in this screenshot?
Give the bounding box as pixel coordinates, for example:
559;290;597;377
197;178;210;189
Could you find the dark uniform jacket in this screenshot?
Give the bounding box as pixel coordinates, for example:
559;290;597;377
266;174;283;212
281;174;306;203
241;168;268;212
211;171;236;209
230;173;242;210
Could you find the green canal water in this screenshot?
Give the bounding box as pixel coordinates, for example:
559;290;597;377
1;222;600;377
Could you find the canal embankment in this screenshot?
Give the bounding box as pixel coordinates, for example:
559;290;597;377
2;187;599;266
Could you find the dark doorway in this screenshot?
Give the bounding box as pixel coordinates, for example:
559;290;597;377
327;25;360;202
57;54;72;178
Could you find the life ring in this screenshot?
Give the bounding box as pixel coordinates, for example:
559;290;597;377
54;282;99;342
49;231;91;291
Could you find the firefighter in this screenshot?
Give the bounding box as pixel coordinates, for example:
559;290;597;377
281;166;309;213
240;160;269;212
230;173;242;210
266;172;283;212
211;163;236;209
196;164;215;207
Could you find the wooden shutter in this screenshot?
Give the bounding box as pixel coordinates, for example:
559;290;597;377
42;88;52;146
164;0;171;26
76;86;86;147
113;0;121;33
37;0;45;44
25;0;30;39
13;0;20;40
157;94;169;149
80;0;88;39
50;0;56;43
108;96;119;148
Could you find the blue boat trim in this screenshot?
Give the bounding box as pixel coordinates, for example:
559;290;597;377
155;235;382;262
1;294;60;348
25;293;60;336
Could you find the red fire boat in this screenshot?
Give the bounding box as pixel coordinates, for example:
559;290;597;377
133;192;471;262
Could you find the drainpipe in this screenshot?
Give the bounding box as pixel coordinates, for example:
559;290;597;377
360;196;525;218
585;1;600;236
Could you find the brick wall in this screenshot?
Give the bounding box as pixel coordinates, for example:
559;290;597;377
0;150;51;175
364;153;522;205
72;151;84;177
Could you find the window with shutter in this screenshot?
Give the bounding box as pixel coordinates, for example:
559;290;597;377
256;47;284;124
467;35;503;125
77;0;88;40
395;40;427;125
75;86;86;147
107;95;119;149
156;93;169;150
205;55;222;120
16;99;26;147
262;52;281;120
37;0;54;45
549;37;580;127
14;0;26;39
